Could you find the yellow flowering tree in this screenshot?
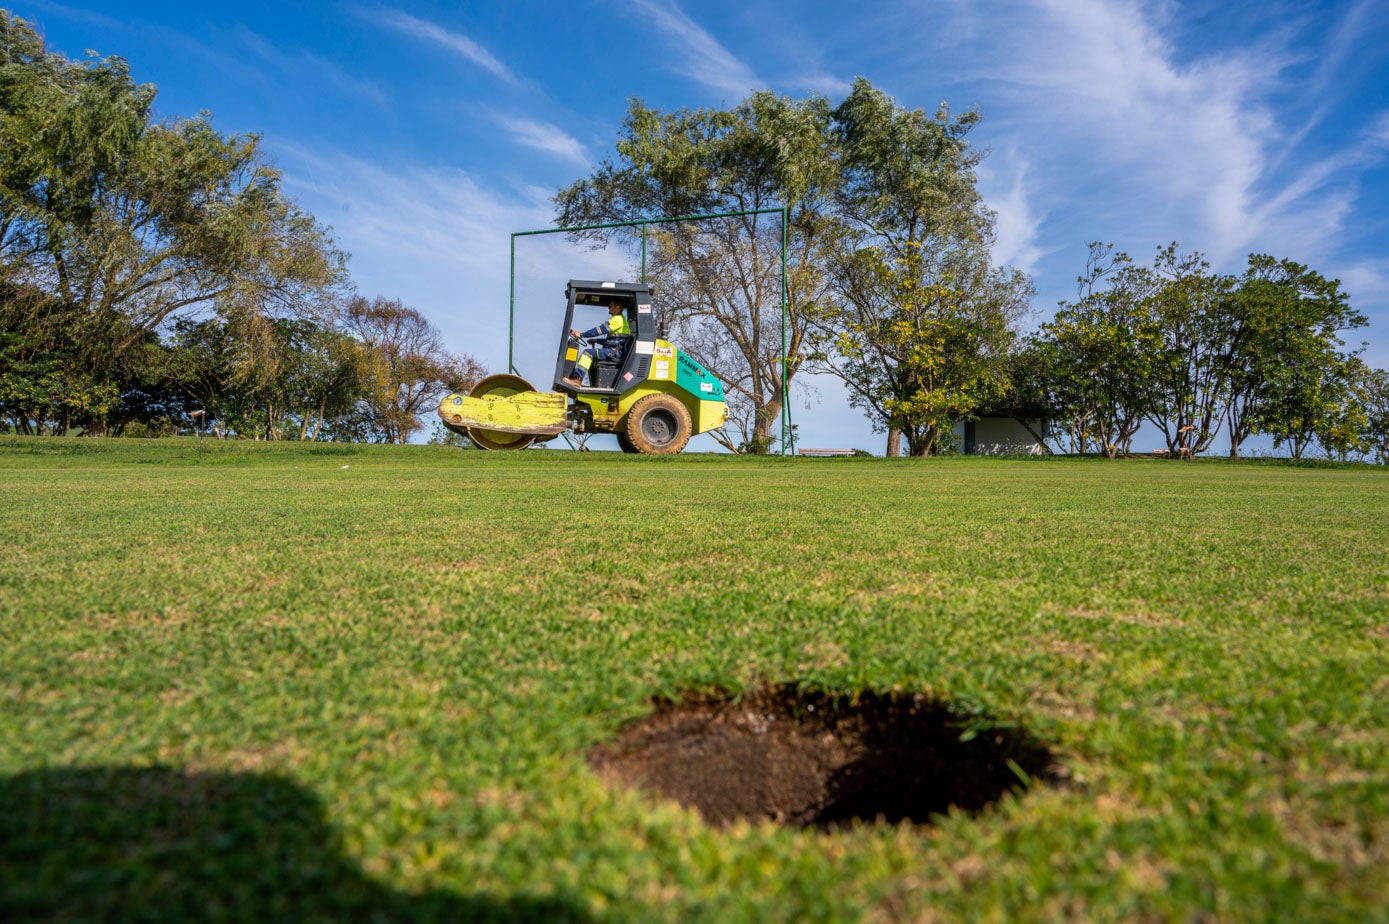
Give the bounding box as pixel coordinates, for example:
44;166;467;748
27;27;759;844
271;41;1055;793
825;243;1028;456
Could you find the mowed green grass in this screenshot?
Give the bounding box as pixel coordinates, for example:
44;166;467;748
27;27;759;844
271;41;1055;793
1;436;1386;922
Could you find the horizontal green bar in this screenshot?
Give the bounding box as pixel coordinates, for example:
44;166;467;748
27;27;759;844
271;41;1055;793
513;206;784;238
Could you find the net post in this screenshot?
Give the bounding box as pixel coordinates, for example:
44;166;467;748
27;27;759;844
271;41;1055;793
781;206;790;456
508;233;517;374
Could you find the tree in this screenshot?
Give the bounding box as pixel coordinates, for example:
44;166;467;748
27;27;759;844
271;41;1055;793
1039;244;1160;458
1313;357;1372;461
170;314;391;442
0;278;132;434
821;242;1028;455
1135;245;1236;455
250;318;378;442
815;80;1028;456
0;14;345;434
1228;255;1366;458
1256;348;1364;460
341;295;484;444
106;332;199;437
556;91;840;451
1361;367;1389;465
1030;244;1368;461
281;321;378;442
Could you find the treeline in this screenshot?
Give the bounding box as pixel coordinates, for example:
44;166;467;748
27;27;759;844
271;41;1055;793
557;83;1385;461
1008;244;1388;463
0;13;480;441
8;10;1380;459
557;78;1029;456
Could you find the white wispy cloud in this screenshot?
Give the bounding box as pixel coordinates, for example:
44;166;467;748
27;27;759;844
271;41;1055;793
235;28;387;108
1008;0;1281;261
377;8;517;85
1365;109;1389;149
628;0;762;99
1275;0;1378;168
496;115;589;165
790;70;853;99
953;0;1389;271
273;144;631;371
979;153;1046;276
1338;260;1389;309
17;0;125;32
1243;114;1389;261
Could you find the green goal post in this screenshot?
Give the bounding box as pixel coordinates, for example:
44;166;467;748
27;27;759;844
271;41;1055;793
508;207;792;454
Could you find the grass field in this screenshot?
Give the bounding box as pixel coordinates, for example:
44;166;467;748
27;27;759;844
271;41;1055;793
1;435;1386;922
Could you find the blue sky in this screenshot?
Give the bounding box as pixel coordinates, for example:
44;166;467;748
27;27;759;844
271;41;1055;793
13;0;1389;452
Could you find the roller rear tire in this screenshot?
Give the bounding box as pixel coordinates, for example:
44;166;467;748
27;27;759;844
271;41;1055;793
621;393;692;455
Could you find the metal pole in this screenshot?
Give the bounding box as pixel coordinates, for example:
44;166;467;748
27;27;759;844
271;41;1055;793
781;206;789;457
513;206;784;239
641;225;647;283
508;233;517;374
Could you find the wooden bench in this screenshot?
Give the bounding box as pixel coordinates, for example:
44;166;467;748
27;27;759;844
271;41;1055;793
798;448;856;457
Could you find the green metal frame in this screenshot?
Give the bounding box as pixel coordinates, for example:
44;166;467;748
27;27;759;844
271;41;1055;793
509;207;792;454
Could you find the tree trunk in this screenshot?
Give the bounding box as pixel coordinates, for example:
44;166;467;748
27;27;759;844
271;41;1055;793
752;397;782;453
906;426;936;457
886;427;902;457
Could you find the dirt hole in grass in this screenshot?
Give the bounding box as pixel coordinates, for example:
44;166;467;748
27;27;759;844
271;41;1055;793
589;684;1056;829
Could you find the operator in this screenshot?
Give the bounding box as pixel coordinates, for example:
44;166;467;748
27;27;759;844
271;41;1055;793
563;298;632;388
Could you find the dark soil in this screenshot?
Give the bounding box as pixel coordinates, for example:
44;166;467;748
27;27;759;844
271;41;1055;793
588;685;1056;829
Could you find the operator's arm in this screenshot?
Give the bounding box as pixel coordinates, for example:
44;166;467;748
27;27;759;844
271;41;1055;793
578;319;619;339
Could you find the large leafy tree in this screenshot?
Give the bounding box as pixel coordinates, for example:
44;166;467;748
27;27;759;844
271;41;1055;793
1039;245;1160;458
1257;348;1364;459
1227;255;1365;458
1312;357;1372;461
824;242;1029;456
170;313;422;442
1360;366;1389;466
167;316;348;441
816;80;1028;456
1029;244;1370;461
556;91;840;451
237;318;378;443
341;295;485;444
0;13;344;434
1133;245;1237;455
0;280;119;433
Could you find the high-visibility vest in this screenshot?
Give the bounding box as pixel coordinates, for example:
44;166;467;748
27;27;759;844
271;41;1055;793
582;313;631;346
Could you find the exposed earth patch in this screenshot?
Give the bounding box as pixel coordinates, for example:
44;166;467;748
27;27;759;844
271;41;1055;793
589;685;1057;829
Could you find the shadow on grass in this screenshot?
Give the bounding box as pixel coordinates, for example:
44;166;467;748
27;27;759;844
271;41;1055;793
0;765;592;923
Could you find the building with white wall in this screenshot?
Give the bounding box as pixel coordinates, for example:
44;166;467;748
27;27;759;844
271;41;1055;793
954;417;1048;455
